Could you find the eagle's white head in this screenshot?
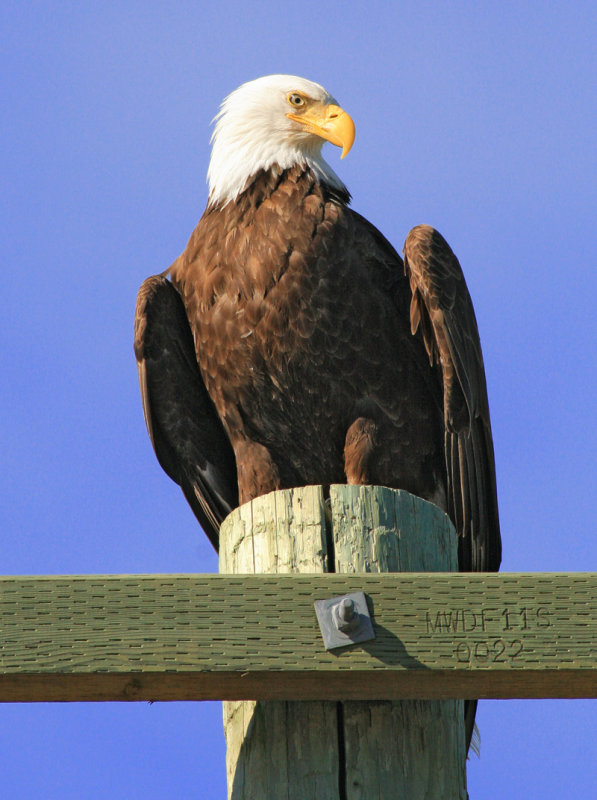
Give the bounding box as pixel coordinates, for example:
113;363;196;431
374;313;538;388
207;74;355;208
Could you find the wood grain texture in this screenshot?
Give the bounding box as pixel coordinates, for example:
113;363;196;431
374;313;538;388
220;486;468;799
1;572;595;700
330;484;458;573
220;485;339;800
329;485;466;799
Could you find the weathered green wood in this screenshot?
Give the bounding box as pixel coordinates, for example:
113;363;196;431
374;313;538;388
331;484;458;573
1;573;596;701
330;484;466;799
220;486;467;800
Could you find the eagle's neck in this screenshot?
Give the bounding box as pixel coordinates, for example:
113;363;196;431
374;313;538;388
207;164;351;216
207;134;350;209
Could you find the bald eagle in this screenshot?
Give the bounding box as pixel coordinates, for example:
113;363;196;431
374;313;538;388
134;75;501;750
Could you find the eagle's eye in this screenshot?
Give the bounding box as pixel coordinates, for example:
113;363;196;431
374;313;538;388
287;93;305;108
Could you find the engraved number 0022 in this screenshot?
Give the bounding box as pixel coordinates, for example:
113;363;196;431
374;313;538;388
455;638;524;663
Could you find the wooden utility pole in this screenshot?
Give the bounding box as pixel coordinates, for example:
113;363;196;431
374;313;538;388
2;488;595;794
220;484;467;800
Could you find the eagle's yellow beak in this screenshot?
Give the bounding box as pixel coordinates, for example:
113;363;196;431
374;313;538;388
287;103;355;159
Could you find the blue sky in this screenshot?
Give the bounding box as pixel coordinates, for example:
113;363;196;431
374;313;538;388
2;2;596;796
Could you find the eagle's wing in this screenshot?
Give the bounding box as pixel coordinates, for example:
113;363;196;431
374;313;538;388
403;225;501;573
134;275;238;550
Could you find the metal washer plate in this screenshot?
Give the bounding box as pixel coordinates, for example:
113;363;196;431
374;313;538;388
314;591;375;651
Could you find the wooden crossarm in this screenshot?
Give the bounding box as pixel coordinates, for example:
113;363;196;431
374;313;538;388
1;572;595;703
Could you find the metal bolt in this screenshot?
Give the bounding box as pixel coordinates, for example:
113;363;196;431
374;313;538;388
334;596;360;633
338;598;355;623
